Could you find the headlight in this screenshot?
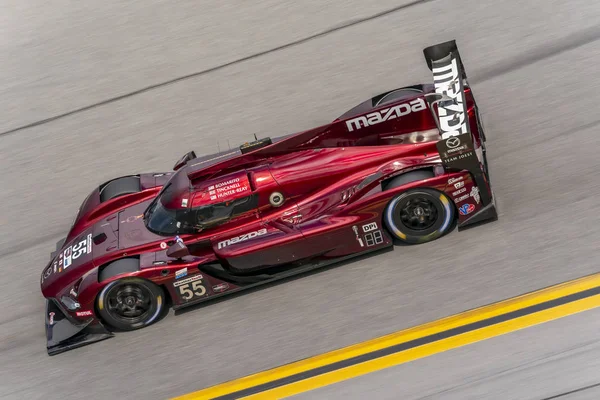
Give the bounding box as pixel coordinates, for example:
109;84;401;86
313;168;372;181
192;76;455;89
60;296;81;311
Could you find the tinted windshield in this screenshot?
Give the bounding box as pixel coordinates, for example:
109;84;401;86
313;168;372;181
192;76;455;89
144;184;259;236
144;183;194;235
144;199;195;236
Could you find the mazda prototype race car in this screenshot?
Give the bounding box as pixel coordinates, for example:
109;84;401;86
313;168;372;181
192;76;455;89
41;40;498;355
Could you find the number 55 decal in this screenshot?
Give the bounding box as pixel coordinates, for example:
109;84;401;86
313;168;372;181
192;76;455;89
173;274;206;302
72;234;92;259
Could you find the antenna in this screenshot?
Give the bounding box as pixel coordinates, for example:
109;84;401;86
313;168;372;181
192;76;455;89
217;141;221;153
227;139;231;150
254;133;258;141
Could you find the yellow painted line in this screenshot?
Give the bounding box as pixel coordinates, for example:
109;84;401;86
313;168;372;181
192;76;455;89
240;294;600;399
172;272;600;400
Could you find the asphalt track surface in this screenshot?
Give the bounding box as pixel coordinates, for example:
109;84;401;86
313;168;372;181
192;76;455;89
1;0;600;399
294;308;600;400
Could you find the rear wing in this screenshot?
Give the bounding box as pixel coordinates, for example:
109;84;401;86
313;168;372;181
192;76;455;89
423;40;497;227
423;40;471;139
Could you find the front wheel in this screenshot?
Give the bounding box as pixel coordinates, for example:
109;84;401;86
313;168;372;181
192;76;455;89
384;188;455;244
97;278;165;331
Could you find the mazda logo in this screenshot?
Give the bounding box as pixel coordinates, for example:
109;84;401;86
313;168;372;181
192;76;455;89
446;137;460;148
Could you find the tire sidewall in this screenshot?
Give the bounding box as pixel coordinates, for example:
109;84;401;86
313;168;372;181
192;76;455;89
384;189;455;244
97;278;164;331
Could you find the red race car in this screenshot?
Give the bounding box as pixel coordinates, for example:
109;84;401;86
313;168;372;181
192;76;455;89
41;40;497;355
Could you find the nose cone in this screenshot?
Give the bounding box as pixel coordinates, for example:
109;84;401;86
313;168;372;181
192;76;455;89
41;230;94;296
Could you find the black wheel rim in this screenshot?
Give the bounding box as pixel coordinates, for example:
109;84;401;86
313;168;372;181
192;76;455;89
398;196;438;231
106;283;153;325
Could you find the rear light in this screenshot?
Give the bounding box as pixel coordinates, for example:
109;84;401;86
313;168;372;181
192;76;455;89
433;164;445;176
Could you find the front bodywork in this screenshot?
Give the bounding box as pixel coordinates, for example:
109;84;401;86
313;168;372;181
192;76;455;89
41;40;497;355
45;299;113;356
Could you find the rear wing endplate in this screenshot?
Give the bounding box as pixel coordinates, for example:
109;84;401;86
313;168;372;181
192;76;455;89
423;40;495;221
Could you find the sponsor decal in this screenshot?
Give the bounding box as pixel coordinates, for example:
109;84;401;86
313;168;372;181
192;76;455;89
76;310;93;317
160;242;167;249
443;137;469;155
362;222;378;233
470;186;481;204
175;267;188;279
452;188;466;196
364;230;384;247
459;203;476;216
181;198;189;207
212;283;230;293
48;312;55;325
122;214;143;223
437;133;476;166
448;176;463;185
173;274;203;287
446;137;460;148
44;266;52;279
352;226;364;247
215;178;240;189
453;181;464;189
441;149;474;164
217;228;268;249
432;55;470;139
174;274;206;301
61;233;93;271
345;98;426;132
194;174;252;207
455;194;469;202
63;247;72;269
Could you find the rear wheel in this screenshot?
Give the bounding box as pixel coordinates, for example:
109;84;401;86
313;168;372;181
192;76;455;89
384;188;455;244
97;278;165;331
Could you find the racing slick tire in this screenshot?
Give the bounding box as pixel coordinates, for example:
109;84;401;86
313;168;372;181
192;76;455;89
99;176;141;202
384;187;455;244
96;277;165;332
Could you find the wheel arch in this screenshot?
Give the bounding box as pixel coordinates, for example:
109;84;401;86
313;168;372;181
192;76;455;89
380;167;435;192
337;85;427;121
96;257;174;309
99;175;141;203
97;256;141;283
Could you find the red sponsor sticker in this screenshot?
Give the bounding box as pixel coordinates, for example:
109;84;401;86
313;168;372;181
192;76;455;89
76;310;93;317
192;172;251;207
212;283;230;293
459;203;476;215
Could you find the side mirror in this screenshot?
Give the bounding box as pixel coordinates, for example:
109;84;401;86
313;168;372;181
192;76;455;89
173;151;197;171
166;241;190;259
